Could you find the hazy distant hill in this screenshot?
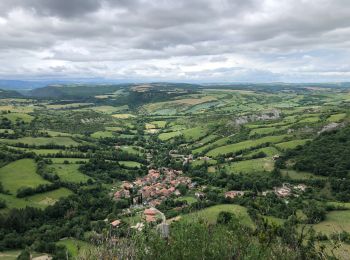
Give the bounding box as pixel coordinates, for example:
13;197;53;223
0;88;23;98
29;82;202;99
29;84;132;98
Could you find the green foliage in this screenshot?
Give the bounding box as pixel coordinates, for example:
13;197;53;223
289;126;350;178
303;200;326;224
16;249;30;260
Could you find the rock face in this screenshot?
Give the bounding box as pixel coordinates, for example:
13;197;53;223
232;109;281;127
318;122;343;134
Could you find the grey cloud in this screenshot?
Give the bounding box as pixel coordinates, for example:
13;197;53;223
0;0;350;81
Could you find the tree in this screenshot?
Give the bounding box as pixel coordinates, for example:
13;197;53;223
177;184;188;195
303;201;326;224
17;249;30;260
217;211;234;224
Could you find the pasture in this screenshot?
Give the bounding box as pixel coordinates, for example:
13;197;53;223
313;210;350;235
112;113;135;119
149;120;167;128
207;135;290;157
275;139;311;150
223;158;274;174
182;127;208;141
327;113;346;122
91;131;114;138
181;204;253;227
192;136;231;155
51;164;90;183
281;169;323;180
27;188;73;207
244;146;279;157
48;158;89;163
118;146;144;156
0;159;49;194
8;147;66;156
249;125;290;136
90;105;128;114
0;188;72;210
0;137;79;146
1;112;34;123
158;131;182;141
119;161;142;168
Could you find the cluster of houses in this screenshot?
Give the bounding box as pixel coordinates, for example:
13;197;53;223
263;183;307;198
114;168;193;207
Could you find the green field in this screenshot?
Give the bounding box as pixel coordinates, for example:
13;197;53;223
275;139;311;150
195;134;219;146
0;188;72;210
26;188;73;207
118;146;143;155
48;158;88;163
281;169;322;180
0;159;49;194
57;238;93;257
0;137;79;146
181;204;253;227
105;126;124;131
223;158;274;174
149;120;167;128
313;210;350;235
51;164;90;183
91;131;114;138
119;161;142;168
191;159;217;167
91;105;127;114
1;112;34;123
182;127;208;141
192;136;231;155
44;130;73;137
207;135;290;157
158;126;207;141
327;113;346;122
249;125;290;136
0;193;37;209
8;147;66;156
0;250;21;259
158;131;182;141
244;146;279;157
0;129;14;134
112;113;135;119
298;116;320;123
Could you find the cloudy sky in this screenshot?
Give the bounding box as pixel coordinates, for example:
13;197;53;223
1;0;350;82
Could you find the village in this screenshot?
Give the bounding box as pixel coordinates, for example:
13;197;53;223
111;168;307;229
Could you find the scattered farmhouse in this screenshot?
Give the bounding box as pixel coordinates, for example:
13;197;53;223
110;219;121;228
225;190;245;199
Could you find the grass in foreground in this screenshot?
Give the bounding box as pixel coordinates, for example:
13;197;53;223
57;238;92;257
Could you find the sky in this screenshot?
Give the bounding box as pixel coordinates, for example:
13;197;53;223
1;0;350;83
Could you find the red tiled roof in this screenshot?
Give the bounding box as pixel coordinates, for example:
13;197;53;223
144;208;157;215
111;220;121;227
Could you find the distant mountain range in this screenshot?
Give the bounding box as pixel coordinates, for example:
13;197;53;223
1;80;350;99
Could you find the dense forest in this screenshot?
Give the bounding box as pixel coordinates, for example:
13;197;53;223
285;126;350;178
